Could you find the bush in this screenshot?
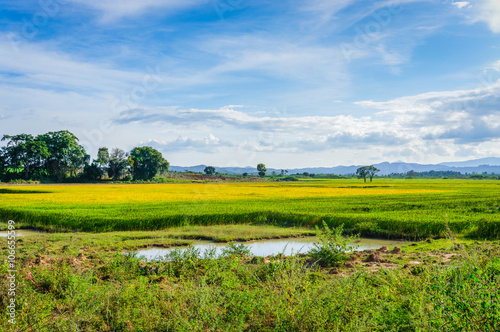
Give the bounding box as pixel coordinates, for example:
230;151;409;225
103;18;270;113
308;222;359;267
220;242;252;257
279;176;299;181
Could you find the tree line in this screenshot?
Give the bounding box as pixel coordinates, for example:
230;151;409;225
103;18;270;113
0;130;390;183
0;130;169;182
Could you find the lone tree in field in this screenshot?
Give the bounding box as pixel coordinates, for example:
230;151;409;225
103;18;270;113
356;165;380;182
204;166;216;175
129;146;169;180
257;163;267;177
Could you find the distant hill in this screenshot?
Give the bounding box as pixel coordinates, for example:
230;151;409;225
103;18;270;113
170;158;500;176
438;157;500;167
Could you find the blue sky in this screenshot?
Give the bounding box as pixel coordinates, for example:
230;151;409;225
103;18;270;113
1;0;500;168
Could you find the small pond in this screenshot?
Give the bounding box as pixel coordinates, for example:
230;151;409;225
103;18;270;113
135;237;405;261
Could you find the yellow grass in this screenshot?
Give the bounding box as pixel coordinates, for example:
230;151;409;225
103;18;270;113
1;182;440;206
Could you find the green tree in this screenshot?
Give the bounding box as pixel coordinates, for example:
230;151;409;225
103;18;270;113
356;165;380;182
108;148;129;180
257;163;267;177
367;165;380;182
96;147;109;167
82;163;102;181
37;130;87;181
1;134;49;180
129;146;169;180
406;170;417;178
356;166;369;182
204;166;216;175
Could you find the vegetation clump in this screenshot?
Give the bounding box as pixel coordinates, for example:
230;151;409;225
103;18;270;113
308;222;359;267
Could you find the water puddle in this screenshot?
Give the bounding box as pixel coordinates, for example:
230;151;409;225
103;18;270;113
0;229;41;237
135;237;405;261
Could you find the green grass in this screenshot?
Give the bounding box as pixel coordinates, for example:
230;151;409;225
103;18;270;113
0;179;499;239
1;233;499;331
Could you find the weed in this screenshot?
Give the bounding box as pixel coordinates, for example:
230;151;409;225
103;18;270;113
308;222;359;267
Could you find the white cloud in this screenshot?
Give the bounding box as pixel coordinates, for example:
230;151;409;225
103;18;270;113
472;0;500;33
492;60;500;71
115;107;388;135
356;80;500;143
452;2;470;9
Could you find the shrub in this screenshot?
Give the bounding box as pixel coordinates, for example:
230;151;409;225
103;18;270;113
220;242;252;257
279;176;299;181
308;222;359;267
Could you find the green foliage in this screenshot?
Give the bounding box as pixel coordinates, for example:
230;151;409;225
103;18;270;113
129;146;169;180
1;133;50;180
257;163;267;177
38;130;88;181
107;148;128;180
278;176;299;181
220;242;252;257
82;162;103;181
308;222;359;267
96;147;109;167
428;257;500;330
356;165;380;182
204;166;216;175
3;236;500;331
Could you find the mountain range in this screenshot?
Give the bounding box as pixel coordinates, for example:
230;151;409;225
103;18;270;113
169;157;500;176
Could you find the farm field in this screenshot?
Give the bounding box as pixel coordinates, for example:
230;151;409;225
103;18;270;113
0;179;499;239
1;179;500;330
1;224;500;330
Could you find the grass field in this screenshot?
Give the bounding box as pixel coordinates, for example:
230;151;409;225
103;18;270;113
2;230;500;331
1;179;499;239
2;179;500;330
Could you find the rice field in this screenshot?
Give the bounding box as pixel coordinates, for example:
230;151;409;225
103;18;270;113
0;179;499;239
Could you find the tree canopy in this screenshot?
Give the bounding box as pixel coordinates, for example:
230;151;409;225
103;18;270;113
204;166;216;175
1;131;87;181
108;148;129;180
37;130;88;181
0;131;171;183
129;146;169;181
356;165;380;182
257;163;267;177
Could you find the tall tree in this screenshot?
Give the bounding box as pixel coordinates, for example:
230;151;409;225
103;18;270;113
367;165;380;182
257;163;267;177
108;148;129;180
356;165;380;182
96;147;109;167
1;134;49;180
204;166;216;175
356;166;369;182
37;130;87;181
129;146;169;180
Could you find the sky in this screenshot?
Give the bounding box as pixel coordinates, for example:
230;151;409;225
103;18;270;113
0;0;500;168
